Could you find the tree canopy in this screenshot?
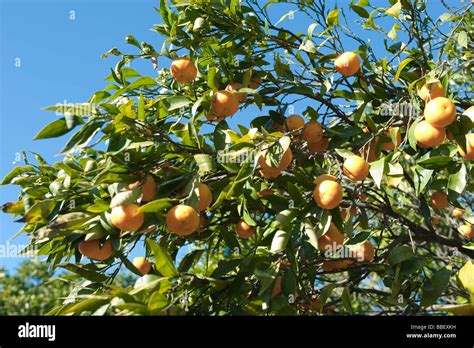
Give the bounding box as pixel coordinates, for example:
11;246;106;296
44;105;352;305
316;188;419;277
1;0;474;316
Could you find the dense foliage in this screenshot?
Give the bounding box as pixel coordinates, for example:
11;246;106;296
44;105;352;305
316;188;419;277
1;0;473;315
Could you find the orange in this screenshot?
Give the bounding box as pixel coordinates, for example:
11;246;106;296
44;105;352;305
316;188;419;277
271;121;285;133
257;188;273;197
363;139;378;162
285;114;305;131
128;175;157;202
197;183;212;211
418;81;445;102
334;52;360;77
431;216;440;226
314;174;337;185
199;214;207;227
166;205;200;236
313;180;343;210
321;260;352;272
307;137;329;153
424;97;456;127
452;208;464;218
381;127;402;151
210;90;239;119
458;224;474;239
132;257;151;275
78;239;113;261
170;57;197;83
235;220;255;239
302;122;323;143
259;148;293;179
414;120;445;148
317;223;345;251
430;191;449;209
343;155;369;181
306;295;323;312
349;241;375;262
457;133;474;160
225;83;247;102
110;203;145;231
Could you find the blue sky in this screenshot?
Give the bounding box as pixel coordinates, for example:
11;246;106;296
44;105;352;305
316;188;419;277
0;0;452;271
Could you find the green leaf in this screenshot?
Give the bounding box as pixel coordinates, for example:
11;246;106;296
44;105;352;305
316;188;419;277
385;1;401;19
418;156;455;170
388;245;413;265
34;118;82;140
351;5;369;18
270;230;291;253
110;188;142;208
146;240;178;277
138;198;173;213
59;263;108;282
457;31;468;49
448;163;466;199
207;67;219;91
394;57;413;84
125;34;141;48
369;157;385;188
167;96;191;111
148;292;169;310
326;8;339;26
138;91;145;120
458;260;474;295
421;268;451;307
1;166;35;185
65;298;109;315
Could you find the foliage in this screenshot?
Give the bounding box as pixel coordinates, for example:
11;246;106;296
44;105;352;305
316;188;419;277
1;0;473;315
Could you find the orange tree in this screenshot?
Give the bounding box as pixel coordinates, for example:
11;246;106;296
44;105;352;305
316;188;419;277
2;0;474;315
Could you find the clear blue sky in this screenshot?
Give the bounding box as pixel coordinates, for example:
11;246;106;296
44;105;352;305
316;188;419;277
0;0;451;271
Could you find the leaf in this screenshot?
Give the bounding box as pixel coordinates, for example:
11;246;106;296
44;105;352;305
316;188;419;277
447;163;466;197
388;245;413;265
1;166;35;185
457;31;468;49
421;268;451;307
148;292;169;310
326;8;339;26
65;298;109;315
110;188;142;208
167;96;191;111
270;230;291;253
146;240;178;277
351;5;369;18
418;156;455;170
387;23;401;40
435;303;474;316
385;1;401;19
137;91;145;120
107;76;157;101
34;118;82;140
458;260;474;295
394;57;413;84
194;154;217;175
369;157;385;188
138;198;172;213
307;23;318;38
207;67;219;91
125;34;141;48
59;263;108;282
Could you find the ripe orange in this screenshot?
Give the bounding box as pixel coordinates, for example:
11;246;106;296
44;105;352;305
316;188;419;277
78;239;113;261
314;174;337;185
414;120;445;148
225;83;247;102
110;203;145;231
458;224;474;239
430;191;449;209
381;127;402;151
128;175;157;202
235;220;255;239
132;257;151;275
418;81;445;102
259;148;293;179
321;260;352;272
424;97;456;127
170;57;197;83
457;133;474;160
257;188;273;197
302;122;323;143
334;52;360;77
166;205;200;236
285;114;305;131
317;223;344;251
307;137;329;153
210;90;239;119
452;208;464;218
343;155;369;181
197;183;212;211
349;241;375;262
313;180;343;210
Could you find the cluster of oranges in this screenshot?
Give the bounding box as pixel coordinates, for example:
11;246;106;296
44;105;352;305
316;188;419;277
78;51;472;278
